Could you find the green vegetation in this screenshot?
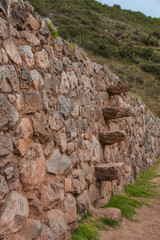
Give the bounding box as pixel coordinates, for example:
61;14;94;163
104;158;160;221
104;195;142;221
27;0;160;117
45;22;58;39
125;164;160;198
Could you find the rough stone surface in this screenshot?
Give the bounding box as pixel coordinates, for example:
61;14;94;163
19;45;35;67
0;94;19;129
0;65;19;92
91;207;121;221
99;131;127;145
19;143;46;191
4;38;22;65
21;31;40;46
46;149;61;175
23;92;43;113
45;209;67;240
0;191;29;237
95;163;124;181
0;2;160;239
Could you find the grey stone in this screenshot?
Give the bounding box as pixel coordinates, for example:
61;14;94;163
65;118;77;141
0;175;9;200
68;99;79;117
46;149;61;175
40;20;50;35
27;219;42;240
0;94;19;129
0;0;26;28
57;95;70;117
0;191;29;237
46;209;67;240
30;69;44;91
0;136;13;157
48;110;64;131
0;17;8;38
19;45;34;67
64;194;77;223
4;37;22;65
0;65;19;92
59;154;72;175
0;48;8;64
77;190;89;212
4;166;14;180
67;71;78;90
19;67;32;89
60;71;70;94
44;74;59;96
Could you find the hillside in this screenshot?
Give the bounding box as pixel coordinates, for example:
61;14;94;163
28;0;160;117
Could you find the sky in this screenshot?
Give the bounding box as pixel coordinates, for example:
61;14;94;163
97;0;160;18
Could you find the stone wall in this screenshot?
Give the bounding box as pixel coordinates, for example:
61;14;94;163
0;1;160;239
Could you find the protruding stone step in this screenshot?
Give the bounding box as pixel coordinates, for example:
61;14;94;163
91;207;121;221
99;131;126;145
107;83;132;96
95;162;124;181
102;107;133;121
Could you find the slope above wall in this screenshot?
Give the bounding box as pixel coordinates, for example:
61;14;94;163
0;1;160;239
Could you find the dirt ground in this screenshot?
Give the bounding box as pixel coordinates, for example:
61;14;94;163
100;178;160;240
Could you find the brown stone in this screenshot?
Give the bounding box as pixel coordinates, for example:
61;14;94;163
22;92;43;113
35;49;49;70
107;83;132;95
25;14;40;30
77;190;89;213
102;107;133;121
65;178;72;193
95;162;124;181
41;181;64;210
32;112;50;143
46;209;67;240
0;65;19;92
21;31;40;46
64;194;77;223
19;143;46;191
0;191;29;237
4;37;22;65
91;207;121;221
99;131;126;145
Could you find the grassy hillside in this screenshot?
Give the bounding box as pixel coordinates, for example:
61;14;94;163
28;0;160;117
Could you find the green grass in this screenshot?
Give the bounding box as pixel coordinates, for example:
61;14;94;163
104;158;160;221
104;195;142;221
125;166;160;198
100;218;119;228
72;223;99;240
28;0;160;118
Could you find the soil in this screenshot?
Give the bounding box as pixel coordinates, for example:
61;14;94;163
100;177;160;240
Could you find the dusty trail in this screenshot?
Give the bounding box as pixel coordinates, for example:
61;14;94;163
100;176;160;240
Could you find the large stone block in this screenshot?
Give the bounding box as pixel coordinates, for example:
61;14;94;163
45;209;67;240
0;191;29;237
4;37;22;65
22;92;43;113
0;65;19;92
95;162;124;181
99;131;126;145
19;143;46;191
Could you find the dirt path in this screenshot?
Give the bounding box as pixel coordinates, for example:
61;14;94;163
100;181;160;240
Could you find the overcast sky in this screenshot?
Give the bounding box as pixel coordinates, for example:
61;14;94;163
98;0;160;18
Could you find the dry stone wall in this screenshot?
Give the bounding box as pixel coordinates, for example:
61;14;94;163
0;1;160;239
